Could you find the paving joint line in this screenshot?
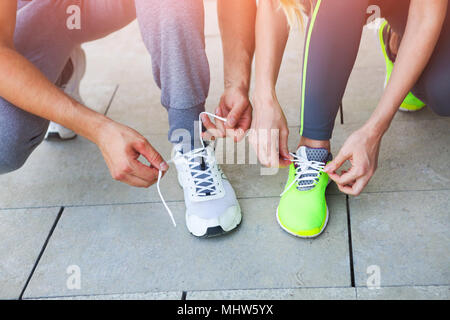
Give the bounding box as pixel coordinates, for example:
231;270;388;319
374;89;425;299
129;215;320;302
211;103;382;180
346;195;356;288
18;206;65;300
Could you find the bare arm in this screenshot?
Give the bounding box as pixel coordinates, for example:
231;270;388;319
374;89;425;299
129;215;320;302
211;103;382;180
254;0;290;100
325;0;448;195
218;0;256;93
0;0;105;142
204;0;256;142
367;0;448;134
0;1;167;187
250;0;291;167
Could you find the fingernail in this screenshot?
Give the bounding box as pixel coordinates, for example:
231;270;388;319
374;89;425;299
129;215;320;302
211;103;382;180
160;162;169;171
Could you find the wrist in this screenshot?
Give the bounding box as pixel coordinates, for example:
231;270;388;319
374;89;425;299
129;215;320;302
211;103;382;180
361;120;387;141
84;111;115;145
224;77;250;94
252;87;277;107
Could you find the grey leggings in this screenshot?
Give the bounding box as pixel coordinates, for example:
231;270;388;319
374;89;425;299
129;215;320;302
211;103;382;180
0;0;209;174
300;0;450;141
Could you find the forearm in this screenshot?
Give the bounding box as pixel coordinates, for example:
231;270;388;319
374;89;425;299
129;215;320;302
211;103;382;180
253;0;290;104
0;46;110;143
366;0;448;135
218;0;256;91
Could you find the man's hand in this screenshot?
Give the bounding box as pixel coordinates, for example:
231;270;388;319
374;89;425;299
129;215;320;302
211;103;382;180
202;86;252;142
96;121;168;188
249;95;291;168
324;125;382;196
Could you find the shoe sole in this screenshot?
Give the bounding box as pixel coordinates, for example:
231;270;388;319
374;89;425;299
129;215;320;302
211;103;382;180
191;211;242;239
186;208;242;238
275;206;329;239
398;105;426;112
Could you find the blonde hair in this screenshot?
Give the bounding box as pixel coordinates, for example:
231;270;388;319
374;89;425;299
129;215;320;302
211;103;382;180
279;0;312;28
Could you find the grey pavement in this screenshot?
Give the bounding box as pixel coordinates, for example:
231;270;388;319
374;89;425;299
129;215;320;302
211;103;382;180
0;1;448;300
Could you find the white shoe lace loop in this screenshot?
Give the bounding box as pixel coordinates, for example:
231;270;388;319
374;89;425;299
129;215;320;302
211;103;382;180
280;152;325;197
157;111;227;228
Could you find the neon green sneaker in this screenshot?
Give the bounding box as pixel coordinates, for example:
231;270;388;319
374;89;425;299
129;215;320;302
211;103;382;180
276;146;332;238
379;20;425;112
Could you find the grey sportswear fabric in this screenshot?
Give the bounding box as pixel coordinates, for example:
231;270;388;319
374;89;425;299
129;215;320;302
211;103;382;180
0;0;209;174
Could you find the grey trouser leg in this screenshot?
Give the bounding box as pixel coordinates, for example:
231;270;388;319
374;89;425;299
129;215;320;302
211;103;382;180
134;0;209;149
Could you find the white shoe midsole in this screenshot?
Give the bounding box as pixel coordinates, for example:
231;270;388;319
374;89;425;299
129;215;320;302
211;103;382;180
186;205;242;237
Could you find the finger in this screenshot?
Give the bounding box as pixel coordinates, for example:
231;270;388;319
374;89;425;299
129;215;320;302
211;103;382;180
338;176;368;196
130;159;160;184
226;102;249;128
256;131;270;167
270;135;279;168
324;149;349;174
330;167;363;186
235;109;252;136
201;113;218;132
122;173;155;188
134;140;168;171
215;108;227;137
203;126;224;140
278;129;291;167
233;127;246;142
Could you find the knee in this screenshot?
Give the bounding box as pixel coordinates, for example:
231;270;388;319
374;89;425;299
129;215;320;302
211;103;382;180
426;87;450;117
0;132;40;175
0;146;29;175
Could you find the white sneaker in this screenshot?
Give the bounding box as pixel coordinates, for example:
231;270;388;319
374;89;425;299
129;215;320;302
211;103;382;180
45;45;86;140
173;143;242;237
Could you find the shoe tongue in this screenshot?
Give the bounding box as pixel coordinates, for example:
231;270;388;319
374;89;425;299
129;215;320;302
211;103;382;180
295;146;329;191
297;146;329;163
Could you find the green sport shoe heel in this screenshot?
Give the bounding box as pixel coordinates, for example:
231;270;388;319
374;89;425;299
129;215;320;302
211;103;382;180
277;146;332;238
379;20;425;112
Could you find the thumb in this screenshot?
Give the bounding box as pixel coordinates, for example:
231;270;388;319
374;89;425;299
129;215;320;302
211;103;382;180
135;140;168;171
227;102;248;128
279;130;291;167
324;149;349;174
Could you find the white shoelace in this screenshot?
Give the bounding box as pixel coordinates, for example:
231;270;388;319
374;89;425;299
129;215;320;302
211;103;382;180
156;111;227;227
280;152;326;197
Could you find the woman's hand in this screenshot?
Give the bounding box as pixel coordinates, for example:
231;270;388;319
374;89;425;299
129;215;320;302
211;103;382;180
324;124;383;196
95;120;168;188
249;94;291;168
202;86;252;142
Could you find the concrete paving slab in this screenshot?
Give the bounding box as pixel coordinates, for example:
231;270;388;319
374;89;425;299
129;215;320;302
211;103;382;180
31;291;182;300
357;285;450;300
0;208;59;299
23;196;349;298
350;190;450;287
187;287;356;300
